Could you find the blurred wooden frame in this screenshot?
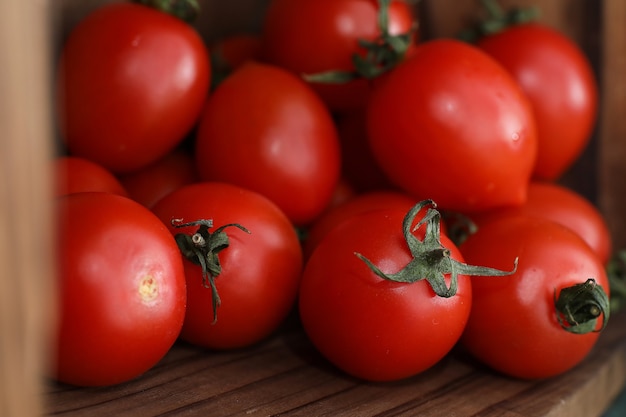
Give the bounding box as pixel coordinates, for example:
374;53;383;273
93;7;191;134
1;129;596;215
1;0;625;415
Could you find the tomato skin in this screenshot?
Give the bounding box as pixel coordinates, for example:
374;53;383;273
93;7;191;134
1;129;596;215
459;215;609;379
299;208;471;382
118;148;199;208
303;190;418;259
54;156;129;197
367;39;537;212
57;3;211;173
55;192;187;386
477;23;598;180
261;0;417;112
151;182;303;350
467;181;612;265
194;61;341;226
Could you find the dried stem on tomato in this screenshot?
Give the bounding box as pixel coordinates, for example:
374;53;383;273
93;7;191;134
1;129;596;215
172;218;251;323
555;278;610;334
356;200;518;298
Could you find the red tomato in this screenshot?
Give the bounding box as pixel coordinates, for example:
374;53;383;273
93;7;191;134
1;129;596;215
118;148;199;208
194;61;341;226
460;215;610;379
336;110;394;192
55;192;187;386
151;182;303;350
54;156;128;197
467;181;612;265
261;0;417;112
56;2;211;173
299;201;513;381
367;39;537;212
211;34;262;72
477;23;598;180
303;190;418;259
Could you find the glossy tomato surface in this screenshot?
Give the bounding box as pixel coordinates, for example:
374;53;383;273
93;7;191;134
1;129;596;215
55;192;187;386
57;2;211;173
151;182;303;350
478;23;598;180
303;190;418;259
261;0;417;112
367;39;537;212
467;181;612;264
299;206;472;381
118;148;199;208
194;61;341;226
54;156;128;197
460;215;610;379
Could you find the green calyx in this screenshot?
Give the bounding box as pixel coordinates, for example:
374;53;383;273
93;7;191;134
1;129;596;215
606;250;626;314
133;0;200;23
172;218;250;323
554;278;610;334
458;0;539;43
303;0;416;84
355;200;518;298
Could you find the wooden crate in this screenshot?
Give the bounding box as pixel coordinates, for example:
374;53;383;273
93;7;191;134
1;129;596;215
1;0;625;415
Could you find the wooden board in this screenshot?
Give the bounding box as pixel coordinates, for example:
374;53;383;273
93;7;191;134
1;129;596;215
44;310;626;417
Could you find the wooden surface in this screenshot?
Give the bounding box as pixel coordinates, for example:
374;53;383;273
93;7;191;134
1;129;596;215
44;311;626;417
0;1;55;417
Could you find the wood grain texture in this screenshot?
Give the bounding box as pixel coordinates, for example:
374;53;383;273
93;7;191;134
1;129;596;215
598;0;626;251
0;1;55;416
44;311;626;417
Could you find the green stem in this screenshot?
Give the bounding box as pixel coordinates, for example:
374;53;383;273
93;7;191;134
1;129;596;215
356;200;517;298
172;218;250;323
303;0;414;83
554;278;610;334
133;0;200;23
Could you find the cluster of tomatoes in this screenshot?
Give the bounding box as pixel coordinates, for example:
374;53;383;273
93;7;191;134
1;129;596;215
52;0;613;388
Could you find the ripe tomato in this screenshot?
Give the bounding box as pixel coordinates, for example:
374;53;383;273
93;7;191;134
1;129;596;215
56;2;211;173
194;61;341;226
302;190;418;259
118;148;199;208
261;0;417;112
466;181;612;265
54;156;128;197
367;39;537;212
151;182;303;350
477;23;598;180
54;192;187;386
299;201;514;381
336;110;394;192
459;215;610;379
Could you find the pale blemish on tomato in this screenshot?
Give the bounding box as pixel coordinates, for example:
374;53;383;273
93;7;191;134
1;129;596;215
139;275;159;303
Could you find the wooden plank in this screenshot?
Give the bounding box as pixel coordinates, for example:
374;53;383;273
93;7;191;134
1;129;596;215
44;311;626;416
598;0;626;251
0;1;55;417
